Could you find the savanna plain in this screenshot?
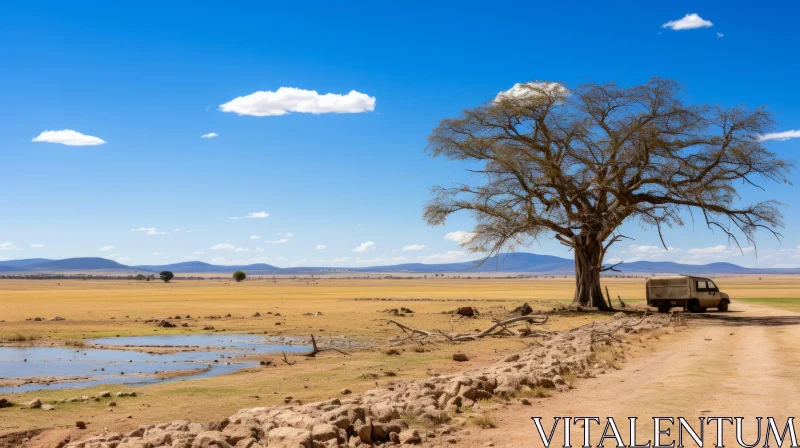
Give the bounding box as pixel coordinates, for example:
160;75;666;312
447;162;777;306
1;275;799;447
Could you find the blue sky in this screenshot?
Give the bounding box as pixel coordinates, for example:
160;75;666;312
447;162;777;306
1;1;798;268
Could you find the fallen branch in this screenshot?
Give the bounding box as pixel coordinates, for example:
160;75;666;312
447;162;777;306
389;316;548;343
281;351;296;365
302;334;352;357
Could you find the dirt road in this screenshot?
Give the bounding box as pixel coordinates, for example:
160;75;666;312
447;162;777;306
460;302;800;447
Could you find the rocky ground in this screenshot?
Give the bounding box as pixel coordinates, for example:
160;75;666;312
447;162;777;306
59;311;672;448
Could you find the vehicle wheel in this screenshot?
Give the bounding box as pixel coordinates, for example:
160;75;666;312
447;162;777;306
718;301;729;312
657;304;671;314
687;300;700;313
699;307;707;312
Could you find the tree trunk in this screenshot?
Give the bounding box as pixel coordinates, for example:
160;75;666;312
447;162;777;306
572;235;612;310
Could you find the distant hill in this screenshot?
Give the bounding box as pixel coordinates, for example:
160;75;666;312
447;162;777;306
133;261;280;274
0;253;797;275
0;257;145;272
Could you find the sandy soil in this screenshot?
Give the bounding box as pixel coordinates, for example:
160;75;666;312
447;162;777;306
456;302;800;447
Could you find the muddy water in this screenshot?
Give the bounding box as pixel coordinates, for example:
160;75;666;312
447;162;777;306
0;335;310;392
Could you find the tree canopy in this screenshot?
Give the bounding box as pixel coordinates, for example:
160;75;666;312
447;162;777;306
232;270;246;282
159;271;174;283
424;78;792;309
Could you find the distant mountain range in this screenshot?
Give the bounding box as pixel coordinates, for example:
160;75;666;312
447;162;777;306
0;253;796;275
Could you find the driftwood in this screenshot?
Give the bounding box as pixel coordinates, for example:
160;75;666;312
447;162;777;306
387;315;548;343
302;334;352;357
280;335;351;365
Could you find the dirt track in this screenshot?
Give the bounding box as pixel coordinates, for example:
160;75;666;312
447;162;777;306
459;302;800;447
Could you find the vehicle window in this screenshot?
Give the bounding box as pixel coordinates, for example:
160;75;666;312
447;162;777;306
708;281;718;290
696;281;707;290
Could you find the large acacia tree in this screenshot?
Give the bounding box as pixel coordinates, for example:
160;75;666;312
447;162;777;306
424;78;792;310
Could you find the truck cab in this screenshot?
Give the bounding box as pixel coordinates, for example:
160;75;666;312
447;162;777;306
646;275;730;313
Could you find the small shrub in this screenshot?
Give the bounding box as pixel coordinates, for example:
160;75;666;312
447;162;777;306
428;411;451;425
6;333;39;342
472;415;497;429
65;339;87;348
562;371;577;388
531;386;552;398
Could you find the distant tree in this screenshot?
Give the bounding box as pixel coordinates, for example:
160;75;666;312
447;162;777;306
134;274;145;281
232;270;246;282
159;271;174;283
424;78;792;310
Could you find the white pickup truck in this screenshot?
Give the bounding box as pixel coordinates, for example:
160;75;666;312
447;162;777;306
646;275;730;313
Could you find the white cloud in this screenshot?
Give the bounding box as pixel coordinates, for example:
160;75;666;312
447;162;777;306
266;233;294;244
328;257;350;263
716;32;724;38
32;129;106;146
687;245;730;254
0;242;22;251
193;251;206;255
759;130;800;142
211;243;236;250
444;231;476;244
29;244;44;248
220;87;376;117
210;257;227;263
402;244;426;251
250;235;261;240
230;211;270;220
200;132;218;139
99;245;114;252
115;256;132;262
417;251;469;263
495;82;569;103
662;13;713;31
174;228;180;232
234;248;250;252
353;256;409;265
352;241;376;253
152;252;163;255
255;247;264;252
315;245;327;250
130;227;168;235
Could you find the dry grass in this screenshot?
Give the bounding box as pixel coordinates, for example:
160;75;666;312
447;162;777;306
0;275;797;436
472;414;497;429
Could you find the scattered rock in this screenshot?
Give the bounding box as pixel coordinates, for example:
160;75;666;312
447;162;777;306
20;398;41;409
75;421;86;429
0;398;12;408
99;391;111;398
452;353;469;362
340;389;352;395
155;320;176;328
107;401;117;407
456;306;476;317
41;404;55;411
512;302;534;316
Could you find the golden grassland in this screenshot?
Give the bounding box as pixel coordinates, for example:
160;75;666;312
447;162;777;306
0;275;798;435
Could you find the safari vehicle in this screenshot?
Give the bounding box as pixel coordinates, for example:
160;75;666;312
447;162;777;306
646;275;730;313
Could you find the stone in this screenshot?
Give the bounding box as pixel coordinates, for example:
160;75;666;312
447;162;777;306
0;398;12;408
452;354;469;362
192;431;234;447
76;421;87;429
107;401;117;407
311;423;338;442
340;388;352;395
20;398;42;409
267;427;311;447
41;404;55;411
456;307;475;317
399;429;422;444
100;391;111;398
